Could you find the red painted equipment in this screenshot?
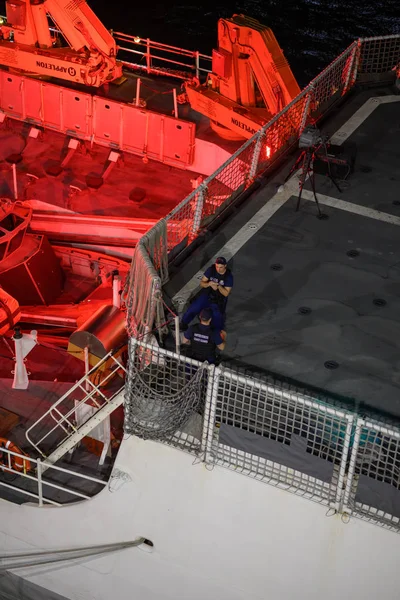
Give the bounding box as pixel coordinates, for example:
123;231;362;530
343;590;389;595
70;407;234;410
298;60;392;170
186;14;300;140
0;0;122;86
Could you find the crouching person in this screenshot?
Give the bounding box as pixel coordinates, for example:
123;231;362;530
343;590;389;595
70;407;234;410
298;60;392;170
183;308;225;364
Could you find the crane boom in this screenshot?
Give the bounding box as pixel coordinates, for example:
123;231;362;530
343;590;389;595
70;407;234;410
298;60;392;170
0;0;122;87
186;14;301;140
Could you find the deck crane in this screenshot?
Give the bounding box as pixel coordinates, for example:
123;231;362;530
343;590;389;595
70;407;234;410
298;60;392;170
186;14;301;140
0;0;122;87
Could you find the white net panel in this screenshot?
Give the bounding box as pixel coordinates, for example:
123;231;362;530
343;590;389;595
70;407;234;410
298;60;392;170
358;35;400;74
255;90;309;177
209;370;353;505
124;340;208;453
125;220;168;337
165;138;257;250
310;43;357;116
344;419;400;531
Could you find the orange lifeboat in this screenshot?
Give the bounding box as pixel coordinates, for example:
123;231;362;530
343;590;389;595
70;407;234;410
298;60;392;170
0;438;32;473
0;286;20;335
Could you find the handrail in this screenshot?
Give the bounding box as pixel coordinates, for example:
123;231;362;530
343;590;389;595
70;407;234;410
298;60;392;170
114;33;212;80
25;350;126;457
0;449;107;506
0;16;212;81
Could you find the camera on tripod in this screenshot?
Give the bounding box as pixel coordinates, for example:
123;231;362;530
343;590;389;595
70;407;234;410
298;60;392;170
299;125;323;149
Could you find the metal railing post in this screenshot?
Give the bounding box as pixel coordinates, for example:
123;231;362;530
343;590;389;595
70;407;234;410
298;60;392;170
136;78;141;106
37;458;43;507
343;42;360;93
195;51;200;80
342;418;362;515
174;315;180;354
173;88;178;118
333;416;354;512
249;130;266;180
190;183;207;239
146;38;151;72
201;365;221;463
299;85;314;131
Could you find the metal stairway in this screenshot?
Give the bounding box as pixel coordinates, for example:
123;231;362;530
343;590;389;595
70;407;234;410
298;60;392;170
25;351;126;468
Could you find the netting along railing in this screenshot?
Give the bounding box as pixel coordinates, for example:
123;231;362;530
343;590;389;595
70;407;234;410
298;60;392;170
125;342;400;530
126;34;399;338
124;339;208;454
358;35;400;75
309;42;358;115
125;341;354;508
124;35;400;529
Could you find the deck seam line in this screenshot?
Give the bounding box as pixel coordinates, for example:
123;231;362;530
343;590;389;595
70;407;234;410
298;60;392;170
330;95;400;145
173;95;399;308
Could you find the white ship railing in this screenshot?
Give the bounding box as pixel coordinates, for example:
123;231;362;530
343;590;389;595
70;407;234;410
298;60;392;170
113;31;212;80
0;449;107;506
25;350;126;461
0;16;213;81
125;340;354;510
124;34;400;532
125;340;400;533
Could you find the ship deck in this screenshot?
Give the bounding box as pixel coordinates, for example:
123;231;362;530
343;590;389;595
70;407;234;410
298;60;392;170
0;116;199;219
167;86;400;420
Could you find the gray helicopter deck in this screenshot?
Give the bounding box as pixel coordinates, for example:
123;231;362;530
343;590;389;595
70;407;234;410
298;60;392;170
168;86;400;419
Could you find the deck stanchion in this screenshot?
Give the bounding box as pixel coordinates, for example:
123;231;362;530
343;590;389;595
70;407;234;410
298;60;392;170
37;458;43;507
136;78;141;106
174;315;180;354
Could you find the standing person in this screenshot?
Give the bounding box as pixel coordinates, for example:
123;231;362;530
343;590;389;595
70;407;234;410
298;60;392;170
183;308;225;364
181;257;233;332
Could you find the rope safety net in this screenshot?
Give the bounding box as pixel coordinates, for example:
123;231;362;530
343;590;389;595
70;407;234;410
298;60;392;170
124;340;208;441
125;220;169;338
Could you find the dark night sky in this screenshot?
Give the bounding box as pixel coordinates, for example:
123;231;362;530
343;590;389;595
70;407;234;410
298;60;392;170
0;0;398;84
91;0;399;82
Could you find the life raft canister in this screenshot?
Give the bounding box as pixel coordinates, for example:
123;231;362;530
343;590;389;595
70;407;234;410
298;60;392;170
0;438;31;473
0;287;21;335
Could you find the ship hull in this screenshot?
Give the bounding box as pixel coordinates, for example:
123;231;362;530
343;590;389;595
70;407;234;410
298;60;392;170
0;435;399;600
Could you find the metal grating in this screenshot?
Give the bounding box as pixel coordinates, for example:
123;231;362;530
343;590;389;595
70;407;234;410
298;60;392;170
209;369;353;505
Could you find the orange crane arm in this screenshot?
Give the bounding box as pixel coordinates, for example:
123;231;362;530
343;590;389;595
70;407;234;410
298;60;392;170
0;0;122;87
186;14;300;140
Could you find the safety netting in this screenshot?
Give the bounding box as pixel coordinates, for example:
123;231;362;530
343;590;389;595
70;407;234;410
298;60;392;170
124;339;208;443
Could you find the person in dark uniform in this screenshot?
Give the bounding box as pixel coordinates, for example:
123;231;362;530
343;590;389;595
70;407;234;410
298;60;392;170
181;256;233;332
183;308;225;364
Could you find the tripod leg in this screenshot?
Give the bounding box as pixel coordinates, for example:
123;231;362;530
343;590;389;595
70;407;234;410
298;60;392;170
328;174;342;193
295;185;304;212
285;152;305;183
309;170;323;218
295;149;312;212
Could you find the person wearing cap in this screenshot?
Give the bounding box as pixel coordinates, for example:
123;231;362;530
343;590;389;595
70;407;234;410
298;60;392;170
181;256;233;332
183;307;225;364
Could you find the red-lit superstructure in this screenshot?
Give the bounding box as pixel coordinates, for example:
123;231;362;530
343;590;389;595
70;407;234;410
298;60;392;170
0;7;301;510
0;0;122;86
186;15;301;139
